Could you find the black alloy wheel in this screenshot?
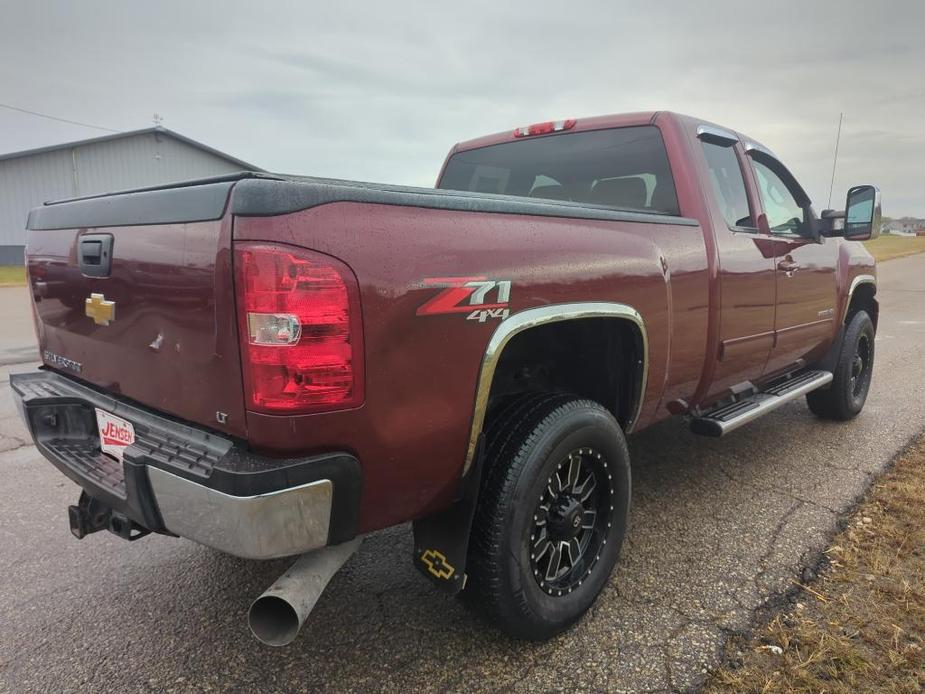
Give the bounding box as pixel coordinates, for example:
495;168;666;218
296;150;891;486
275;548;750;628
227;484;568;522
464;394;631;640
807;309;876;420
529;447;614;597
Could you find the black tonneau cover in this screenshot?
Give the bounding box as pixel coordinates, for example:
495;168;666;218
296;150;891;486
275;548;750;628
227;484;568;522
27;171;698;231
26;172;275;231
231;176;699;226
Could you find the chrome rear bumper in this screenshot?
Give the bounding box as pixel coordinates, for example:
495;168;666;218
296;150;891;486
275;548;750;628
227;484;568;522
11;369;361;560
148;468;333;559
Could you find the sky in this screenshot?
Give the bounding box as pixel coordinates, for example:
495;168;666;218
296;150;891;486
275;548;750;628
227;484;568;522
1;0;923;217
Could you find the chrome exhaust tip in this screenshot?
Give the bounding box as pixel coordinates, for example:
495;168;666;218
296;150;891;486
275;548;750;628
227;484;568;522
248;537;362;647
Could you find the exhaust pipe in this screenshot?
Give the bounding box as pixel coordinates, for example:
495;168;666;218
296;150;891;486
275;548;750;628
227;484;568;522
248;537;362;646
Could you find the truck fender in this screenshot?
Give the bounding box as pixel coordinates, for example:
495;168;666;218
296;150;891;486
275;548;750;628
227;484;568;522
413;302;648;593
818;274;877;375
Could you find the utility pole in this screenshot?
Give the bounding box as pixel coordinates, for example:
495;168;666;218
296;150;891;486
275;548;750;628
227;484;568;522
827;113;843;209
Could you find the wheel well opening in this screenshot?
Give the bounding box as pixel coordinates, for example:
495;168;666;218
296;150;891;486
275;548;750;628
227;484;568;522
847;283;878;330
485;318;643;430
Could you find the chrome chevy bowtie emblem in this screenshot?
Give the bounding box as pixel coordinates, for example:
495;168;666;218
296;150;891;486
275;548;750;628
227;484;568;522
85;293;116;326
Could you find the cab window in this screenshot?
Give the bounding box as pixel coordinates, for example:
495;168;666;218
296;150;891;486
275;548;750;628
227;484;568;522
750;159;806;235
702;142;753;229
438;126;681;216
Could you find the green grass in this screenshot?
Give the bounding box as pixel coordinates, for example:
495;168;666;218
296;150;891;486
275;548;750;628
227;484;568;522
0;266;26;286
863;235;925;263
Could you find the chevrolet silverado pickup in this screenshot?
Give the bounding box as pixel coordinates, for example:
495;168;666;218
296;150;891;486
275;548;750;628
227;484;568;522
12;111;881;644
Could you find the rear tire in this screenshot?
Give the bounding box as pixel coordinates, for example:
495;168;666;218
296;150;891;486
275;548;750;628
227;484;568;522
807;310;875;420
463;394;631;640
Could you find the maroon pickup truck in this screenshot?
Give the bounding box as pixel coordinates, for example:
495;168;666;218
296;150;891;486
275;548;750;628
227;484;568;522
12;111;880;645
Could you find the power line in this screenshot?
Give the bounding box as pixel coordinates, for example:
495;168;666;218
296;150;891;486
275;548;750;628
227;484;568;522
0;103;119;133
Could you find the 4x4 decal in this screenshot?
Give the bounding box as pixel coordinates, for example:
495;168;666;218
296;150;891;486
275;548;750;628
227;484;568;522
416;276;511;322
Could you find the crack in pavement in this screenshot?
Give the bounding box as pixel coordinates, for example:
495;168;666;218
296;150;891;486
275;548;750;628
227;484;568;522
753;500;802;587
716;459;844;514
0;437;28;453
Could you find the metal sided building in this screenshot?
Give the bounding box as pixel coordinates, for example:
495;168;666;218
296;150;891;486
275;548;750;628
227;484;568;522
0;127;260;264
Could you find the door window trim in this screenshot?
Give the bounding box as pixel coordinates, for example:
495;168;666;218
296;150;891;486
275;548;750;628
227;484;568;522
697;124;738;146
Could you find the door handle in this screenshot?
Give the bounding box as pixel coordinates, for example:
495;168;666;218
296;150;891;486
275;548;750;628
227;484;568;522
777;259;800;274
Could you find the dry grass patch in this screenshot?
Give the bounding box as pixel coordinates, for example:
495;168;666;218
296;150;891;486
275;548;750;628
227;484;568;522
706;439;925;693
864;235;925;262
0;266;26;287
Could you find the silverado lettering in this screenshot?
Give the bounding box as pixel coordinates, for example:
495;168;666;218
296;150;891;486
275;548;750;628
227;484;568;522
12;111;880;645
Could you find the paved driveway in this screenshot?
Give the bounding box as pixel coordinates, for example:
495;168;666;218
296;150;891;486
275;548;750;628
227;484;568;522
1;255;924;693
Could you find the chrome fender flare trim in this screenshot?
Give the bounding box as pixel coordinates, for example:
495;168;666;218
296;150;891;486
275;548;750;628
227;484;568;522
462;302;648;476
844;274;876;323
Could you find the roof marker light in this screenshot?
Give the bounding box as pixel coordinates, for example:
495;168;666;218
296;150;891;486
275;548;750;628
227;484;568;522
513;119;577;138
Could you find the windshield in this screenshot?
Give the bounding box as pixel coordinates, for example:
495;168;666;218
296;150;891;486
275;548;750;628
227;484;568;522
438;126;680;216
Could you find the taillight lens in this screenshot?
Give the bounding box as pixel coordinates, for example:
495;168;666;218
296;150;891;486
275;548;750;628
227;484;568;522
234;243;364;414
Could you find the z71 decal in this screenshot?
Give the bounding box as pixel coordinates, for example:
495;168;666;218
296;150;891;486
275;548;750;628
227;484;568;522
416;276;512;322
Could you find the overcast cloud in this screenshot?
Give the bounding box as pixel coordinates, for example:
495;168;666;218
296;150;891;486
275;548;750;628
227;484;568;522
1;0;923;216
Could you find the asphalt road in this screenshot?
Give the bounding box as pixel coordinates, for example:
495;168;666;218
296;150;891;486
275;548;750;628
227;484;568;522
2;255;924;693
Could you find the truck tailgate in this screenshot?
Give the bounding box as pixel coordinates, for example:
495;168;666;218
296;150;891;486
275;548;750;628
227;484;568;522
25;181;247;438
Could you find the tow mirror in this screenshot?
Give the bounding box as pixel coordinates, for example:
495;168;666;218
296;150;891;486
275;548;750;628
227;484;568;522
844;185;881;241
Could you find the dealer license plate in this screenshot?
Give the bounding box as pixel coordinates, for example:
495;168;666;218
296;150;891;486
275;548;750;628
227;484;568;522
95;408;136;462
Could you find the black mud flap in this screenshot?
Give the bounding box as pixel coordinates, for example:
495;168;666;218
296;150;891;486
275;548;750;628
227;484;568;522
818;324;847;374
412;437;485;594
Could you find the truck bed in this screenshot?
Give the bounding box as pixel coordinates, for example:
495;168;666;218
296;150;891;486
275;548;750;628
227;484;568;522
25;171;706;532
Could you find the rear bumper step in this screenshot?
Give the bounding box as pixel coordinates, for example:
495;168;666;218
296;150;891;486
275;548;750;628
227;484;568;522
690;370;833;437
10;369;361;559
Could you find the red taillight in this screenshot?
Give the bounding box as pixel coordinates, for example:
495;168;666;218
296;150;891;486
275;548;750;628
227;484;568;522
513;118;577;138
234;242;364;414
30;263;47;281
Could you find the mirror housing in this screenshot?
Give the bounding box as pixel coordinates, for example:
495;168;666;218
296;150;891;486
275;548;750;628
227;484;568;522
817;208;845;238
844;185;881;241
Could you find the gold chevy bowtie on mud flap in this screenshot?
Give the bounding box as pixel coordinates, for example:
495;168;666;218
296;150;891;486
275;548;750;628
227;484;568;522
411;438;485;593
420;549;456;580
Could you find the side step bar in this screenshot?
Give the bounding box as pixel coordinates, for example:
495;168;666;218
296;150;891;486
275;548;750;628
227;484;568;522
690;370;833;437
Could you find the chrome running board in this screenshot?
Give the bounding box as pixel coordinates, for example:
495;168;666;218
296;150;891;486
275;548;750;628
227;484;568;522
690;370;833;437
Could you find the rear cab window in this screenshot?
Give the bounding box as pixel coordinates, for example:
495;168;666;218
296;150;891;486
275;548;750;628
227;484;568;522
701;141;755;229
438;126;680;216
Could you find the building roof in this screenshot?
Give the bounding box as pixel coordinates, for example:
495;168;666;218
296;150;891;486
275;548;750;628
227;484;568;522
0;126;262;170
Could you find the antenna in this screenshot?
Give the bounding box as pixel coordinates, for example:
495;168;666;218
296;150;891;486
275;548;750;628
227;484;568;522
827;112;843;209
152;113;163;127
